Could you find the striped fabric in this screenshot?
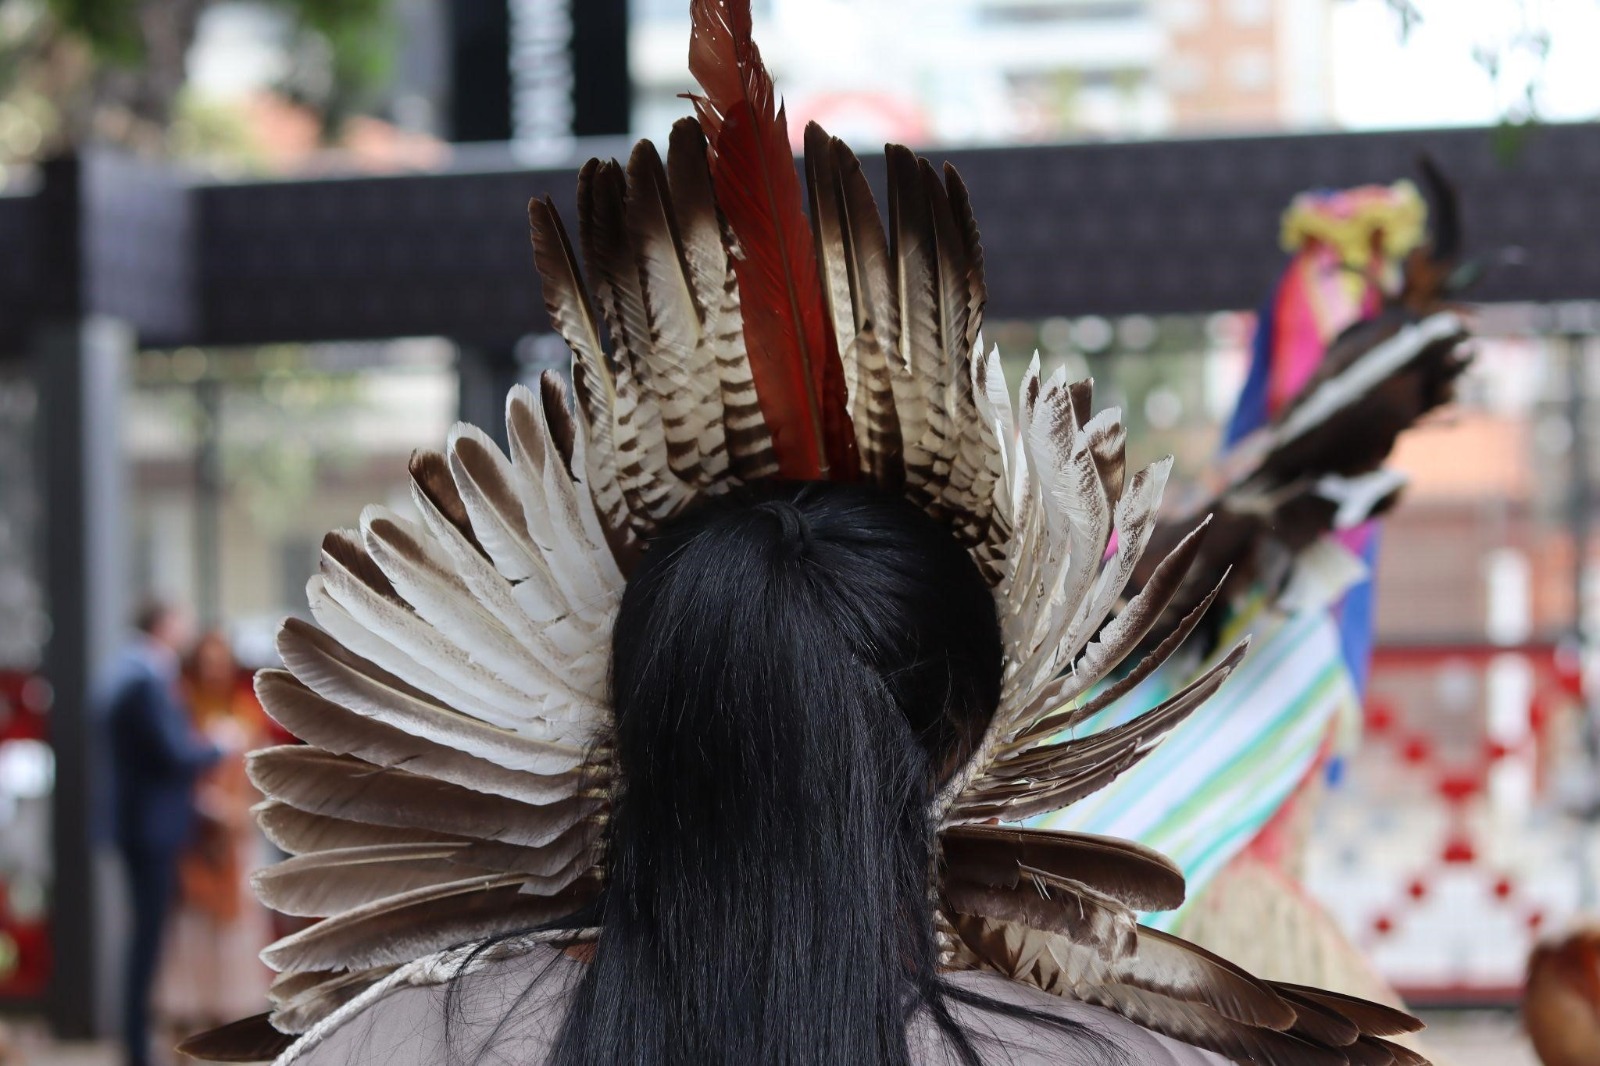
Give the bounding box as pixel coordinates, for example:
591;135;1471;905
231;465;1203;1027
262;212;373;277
1028;603;1361;931
1026;183;1427;931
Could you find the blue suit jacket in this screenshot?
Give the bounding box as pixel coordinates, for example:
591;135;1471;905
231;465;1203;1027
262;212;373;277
99;644;222;853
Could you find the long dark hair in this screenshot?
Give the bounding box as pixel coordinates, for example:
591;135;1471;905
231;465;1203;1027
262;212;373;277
554;480;990;1065
462;481;1108;1064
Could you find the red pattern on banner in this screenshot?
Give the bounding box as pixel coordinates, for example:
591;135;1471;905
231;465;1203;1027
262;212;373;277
0;670;50;1001
1347;645;1574;1003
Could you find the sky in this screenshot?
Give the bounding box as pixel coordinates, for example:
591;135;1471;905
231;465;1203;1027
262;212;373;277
1332;0;1600;129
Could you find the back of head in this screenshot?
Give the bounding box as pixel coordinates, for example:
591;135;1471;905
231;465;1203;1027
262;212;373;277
553;481;1002;1065
134;597;194;654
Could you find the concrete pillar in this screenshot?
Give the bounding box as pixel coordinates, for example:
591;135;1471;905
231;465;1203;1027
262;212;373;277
35;316;133;1039
456;342;523;449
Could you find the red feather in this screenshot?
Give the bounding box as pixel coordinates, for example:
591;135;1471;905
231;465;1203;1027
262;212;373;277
687;0;857;480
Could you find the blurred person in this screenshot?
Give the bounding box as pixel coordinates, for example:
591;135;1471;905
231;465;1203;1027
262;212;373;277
100;601;226;1066
154;632;272;1037
1525;924;1600;1066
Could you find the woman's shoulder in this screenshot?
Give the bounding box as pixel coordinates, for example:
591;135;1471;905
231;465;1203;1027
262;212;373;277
926;969;1231;1066
275;941;583;1066
278;945;1225;1066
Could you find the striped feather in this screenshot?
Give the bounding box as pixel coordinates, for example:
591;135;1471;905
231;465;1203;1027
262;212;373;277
666;117;776;480
578;158;687;529
247;746;600;850
804;123;904;490
276;618;586;775
254;670;590;805
624;139;729;488
260;877;593;973
526;195;632;547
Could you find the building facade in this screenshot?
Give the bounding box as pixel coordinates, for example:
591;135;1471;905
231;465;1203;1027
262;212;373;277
629;0;1336;146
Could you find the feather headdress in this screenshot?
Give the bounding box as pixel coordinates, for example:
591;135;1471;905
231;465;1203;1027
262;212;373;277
183;2;1463;1063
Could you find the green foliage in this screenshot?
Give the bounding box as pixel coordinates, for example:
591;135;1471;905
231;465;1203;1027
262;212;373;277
44;0;140;63
168;88;266;168
18;0;396;144
1491;115;1541;167
287;0;396;131
41;0;393;65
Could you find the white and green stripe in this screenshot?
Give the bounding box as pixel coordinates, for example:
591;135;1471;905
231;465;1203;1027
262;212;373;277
1027;604;1359;931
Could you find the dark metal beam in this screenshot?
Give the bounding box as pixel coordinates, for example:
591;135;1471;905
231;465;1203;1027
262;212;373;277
6;123;1600;357
569;0;630;138
187;122;1600;347
446;2;513;142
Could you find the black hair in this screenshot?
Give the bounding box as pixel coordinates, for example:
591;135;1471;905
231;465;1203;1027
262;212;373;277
133;597;176;635
548;481;996;1065
451;481;1115;1065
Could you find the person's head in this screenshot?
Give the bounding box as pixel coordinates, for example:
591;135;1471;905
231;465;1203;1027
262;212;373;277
612;479;1003;803
188;631;237;691
552;480;1005;1065
134;599;195;656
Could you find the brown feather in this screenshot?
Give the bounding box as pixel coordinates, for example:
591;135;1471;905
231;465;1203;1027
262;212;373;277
985;641;1247;786
1274;986;1364;1047
255;670;591;806
1127;926;1298;1030
886;144;948;507
624;138;727;488
253;843;501;918
320;530;398;604
944;869;1137;963
665;117;776;481
1011;518;1215;745
919;158;999;550
255;800;444;855
277;617;587;776
804;124;905;490
949;913;1299;1033
958;642;1247;822
1081;983;1348;1066
408;450;484;558
247;746;601;849
940;824;1185;913
1375;1038;1431;1066
254;800;603;880
578;158;684;529
176;1013;295;1062
268;968;398;1035
1023;570;1226;746
1271;982;1424;1037
527;193;634;548
252;840;597;919
261;877;595;973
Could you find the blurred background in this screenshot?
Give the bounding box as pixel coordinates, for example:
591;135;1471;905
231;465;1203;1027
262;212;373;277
0;0;1598;1063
